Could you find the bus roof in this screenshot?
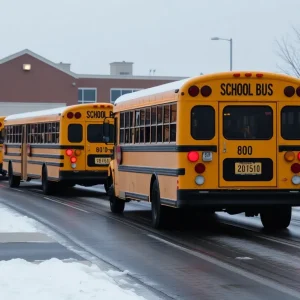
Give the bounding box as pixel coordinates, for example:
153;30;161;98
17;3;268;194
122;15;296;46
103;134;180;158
5;106;67;121
4;103;113;122
114;77;191;105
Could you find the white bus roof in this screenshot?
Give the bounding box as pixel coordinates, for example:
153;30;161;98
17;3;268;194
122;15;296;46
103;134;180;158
114;77;191;105
5;106;67;121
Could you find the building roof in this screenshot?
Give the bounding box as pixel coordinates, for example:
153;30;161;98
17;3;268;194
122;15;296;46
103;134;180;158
0;49;187;81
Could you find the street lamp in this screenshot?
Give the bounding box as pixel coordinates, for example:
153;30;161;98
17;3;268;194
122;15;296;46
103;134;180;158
211;37;233;71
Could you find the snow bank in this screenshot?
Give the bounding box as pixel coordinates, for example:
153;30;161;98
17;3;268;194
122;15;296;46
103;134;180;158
0;203;38;232
0;258;145;300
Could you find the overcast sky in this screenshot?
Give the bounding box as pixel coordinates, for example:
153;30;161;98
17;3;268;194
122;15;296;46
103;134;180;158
1;0;299;77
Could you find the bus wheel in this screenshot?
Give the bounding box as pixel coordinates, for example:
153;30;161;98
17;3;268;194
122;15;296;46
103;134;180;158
151;179;166;229
8;163;20;188
109;184;125;213
260;206;292;230
42;166;53;195
104;176;112;194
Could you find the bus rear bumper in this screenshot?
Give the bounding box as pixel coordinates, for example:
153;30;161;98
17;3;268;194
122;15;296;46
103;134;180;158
176;189;300;208
59;170;108;185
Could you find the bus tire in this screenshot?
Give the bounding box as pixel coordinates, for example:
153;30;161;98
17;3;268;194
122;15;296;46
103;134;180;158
109;184;125;214
104;175;112;194
8;163;20;188
260;206;291;230
151;179;166;229
42;166;53;195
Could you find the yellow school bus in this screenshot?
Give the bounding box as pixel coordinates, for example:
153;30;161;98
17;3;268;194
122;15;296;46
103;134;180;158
0;116;7;176
108;71;300;230
3;103;114;195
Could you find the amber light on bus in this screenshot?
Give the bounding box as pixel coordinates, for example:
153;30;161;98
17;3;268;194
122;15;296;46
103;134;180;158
75;149;81;156
284;151;295;162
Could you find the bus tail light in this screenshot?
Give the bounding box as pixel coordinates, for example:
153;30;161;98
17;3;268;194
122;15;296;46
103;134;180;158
67;112;74;119
71;163;77;169
195;163;205;174
75;112;81;119
291;163;300;173
187;151;199;162
70;156;77;163
195;175;205;185
284;151;295;162
66;149;73;156
188;85;199;97
75;149;81;156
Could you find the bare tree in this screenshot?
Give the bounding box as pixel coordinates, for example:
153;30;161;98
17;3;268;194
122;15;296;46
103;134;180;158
276;26;300;77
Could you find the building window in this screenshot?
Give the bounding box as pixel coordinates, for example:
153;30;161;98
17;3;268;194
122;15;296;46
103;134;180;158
110;88;142;104
78;88;97;104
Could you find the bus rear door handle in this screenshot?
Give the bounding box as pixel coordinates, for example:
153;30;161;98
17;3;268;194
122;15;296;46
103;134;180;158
223;141;227;153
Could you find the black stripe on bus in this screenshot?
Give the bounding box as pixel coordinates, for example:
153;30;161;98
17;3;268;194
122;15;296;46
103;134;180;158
120;145;217;152
30;145;84;150
4;158;21;163
6;152;21;156
28;160;64;167
118;165;185;176
30;154;64;159
279;145;300;152
5;144;21;148
124;192;149;201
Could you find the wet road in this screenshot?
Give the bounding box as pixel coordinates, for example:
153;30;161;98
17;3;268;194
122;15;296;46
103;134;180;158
1;181;300;299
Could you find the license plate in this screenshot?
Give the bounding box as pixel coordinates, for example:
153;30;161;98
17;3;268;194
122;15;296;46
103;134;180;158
235;162;262;175
95;157;110;165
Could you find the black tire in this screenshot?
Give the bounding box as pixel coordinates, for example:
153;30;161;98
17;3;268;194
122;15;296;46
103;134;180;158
104;175;112;194
8;163;20;188
109;184;125;213
151;179;167;229
42;166;53;195
260;206;292;230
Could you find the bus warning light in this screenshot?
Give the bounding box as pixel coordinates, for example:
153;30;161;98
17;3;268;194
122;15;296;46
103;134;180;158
75;112;81;119
284;86;295;97
245;73;252;77
233;73;240;77
187;151;199;162
67;112;74;119
200;85;212;97
296;87;300;97
256;73;264;78
75;149;81;156
284;151;295;162
188;85;199;97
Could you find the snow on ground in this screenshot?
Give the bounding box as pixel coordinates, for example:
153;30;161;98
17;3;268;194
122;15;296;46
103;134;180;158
0;258;145;300
0;203;147;300
0;203;39;232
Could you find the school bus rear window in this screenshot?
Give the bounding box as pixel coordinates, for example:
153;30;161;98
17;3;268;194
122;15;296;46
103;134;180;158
281;106;300;140
191;106;215;140
68;124;82;143
223;106;273;140
87;124;114;143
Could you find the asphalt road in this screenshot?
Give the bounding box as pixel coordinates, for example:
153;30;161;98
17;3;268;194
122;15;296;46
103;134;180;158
1;180;300;300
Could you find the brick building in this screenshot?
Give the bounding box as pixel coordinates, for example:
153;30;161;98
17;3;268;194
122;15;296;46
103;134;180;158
0;49;186;115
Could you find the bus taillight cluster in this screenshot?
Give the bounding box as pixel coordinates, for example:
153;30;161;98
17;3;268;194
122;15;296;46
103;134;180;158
284;151;300;184
67;112;82;119
66;149;81;169
187;151;206;185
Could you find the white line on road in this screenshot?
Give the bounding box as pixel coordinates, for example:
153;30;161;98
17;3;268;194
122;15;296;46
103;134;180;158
43;197;89;213
148;234;300;299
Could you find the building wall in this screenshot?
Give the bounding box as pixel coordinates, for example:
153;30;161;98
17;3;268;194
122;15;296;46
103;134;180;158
0;54;76;106
77;78;176;104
